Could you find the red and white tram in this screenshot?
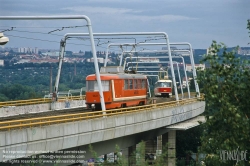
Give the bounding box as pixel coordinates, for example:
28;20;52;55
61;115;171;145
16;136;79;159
153;71;172;98
154;79;172;97
86;68;148;110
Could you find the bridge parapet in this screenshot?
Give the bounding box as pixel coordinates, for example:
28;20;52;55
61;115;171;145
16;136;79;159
0;98;86;118
0;99;205;162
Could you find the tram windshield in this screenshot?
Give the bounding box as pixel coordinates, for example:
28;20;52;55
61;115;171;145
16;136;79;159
86;81;110;92
155;82;171;88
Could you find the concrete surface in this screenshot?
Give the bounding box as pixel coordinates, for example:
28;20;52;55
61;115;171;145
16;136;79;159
0;101;205;164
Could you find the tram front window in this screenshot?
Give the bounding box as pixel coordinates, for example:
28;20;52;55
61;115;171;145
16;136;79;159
87;80;110;92
156;82;171;87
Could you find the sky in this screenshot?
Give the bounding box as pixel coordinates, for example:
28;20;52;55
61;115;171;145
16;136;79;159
0;0;249;52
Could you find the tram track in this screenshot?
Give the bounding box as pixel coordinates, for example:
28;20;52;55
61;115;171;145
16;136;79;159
0;96;202;131
0;97;176;122
0;91;197;123
0;106;91;122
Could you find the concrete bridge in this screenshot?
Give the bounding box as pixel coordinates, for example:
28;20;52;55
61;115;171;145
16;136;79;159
0;97;86;118
0;98;205;165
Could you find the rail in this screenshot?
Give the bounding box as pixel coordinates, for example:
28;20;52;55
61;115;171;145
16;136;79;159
0;96;203;131
0;95;86;108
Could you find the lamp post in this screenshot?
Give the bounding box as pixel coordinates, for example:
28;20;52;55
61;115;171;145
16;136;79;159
0;33;9;45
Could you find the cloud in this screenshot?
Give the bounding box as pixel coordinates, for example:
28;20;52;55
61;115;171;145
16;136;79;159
62;6;141;15
62;6;196;23
126;14;196;22
1;0;248;49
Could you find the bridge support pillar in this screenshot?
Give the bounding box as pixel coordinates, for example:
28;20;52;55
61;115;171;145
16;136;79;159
128;145;136;165
168;130;176;166
121;147;129;162
156;135;162;154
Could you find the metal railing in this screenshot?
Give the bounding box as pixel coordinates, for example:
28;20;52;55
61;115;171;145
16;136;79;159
0;95;86;108
0;97;203;131
44;88;86;99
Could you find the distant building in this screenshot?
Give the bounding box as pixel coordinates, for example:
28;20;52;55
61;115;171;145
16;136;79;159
41;52;60;57
19;47;39;54
186;64;205;72
1;47;18;52
0;59;4;66
238;47;250;55
73;52;85;56
162;46;177;50
182;77;193;87
162;47;194;56
87;58;105;63
18;47;25;53
34;47;39;54
16;59;30;64
139;58;159;62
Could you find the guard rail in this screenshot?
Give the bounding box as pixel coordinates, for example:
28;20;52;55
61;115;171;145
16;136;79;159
0;96;203;131
0;95;86;108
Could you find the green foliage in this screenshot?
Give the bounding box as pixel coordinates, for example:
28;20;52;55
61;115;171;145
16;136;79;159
0;84;40;101
248;20;250;32
87;142;169;166
114;145;129;166
153;143;168;166
176;125;203;159
88;144;99;162
134;142;148;166
0;62;96;101
0;93;8;101
197;41;250;165
248;19;250;44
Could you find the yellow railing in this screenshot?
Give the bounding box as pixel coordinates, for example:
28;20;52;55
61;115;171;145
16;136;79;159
0;95;86;108
0;97;202;131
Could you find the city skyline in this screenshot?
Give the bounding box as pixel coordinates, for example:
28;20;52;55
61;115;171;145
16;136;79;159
0;0;249;52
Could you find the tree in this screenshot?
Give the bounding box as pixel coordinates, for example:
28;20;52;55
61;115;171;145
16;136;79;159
197;41;250;165
87;142;169;166
0;84;40;101
0;93;8;101
176;125;203;163
248;19;250;44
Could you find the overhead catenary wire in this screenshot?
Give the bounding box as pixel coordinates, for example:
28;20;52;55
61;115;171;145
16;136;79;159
0;25;87;33
0;25;86;28
0;25;92;46
0;27;166;43
48;25;87;34
4;34;92;46
70;36;166;46
1;27;168;53
4;29;64;37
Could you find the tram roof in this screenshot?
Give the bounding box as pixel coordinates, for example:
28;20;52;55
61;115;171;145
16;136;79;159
86;73;147;80
156;79;172;82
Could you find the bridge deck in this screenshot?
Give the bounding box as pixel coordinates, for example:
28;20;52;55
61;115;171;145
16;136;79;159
0;99;205;163
0;92;197;119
